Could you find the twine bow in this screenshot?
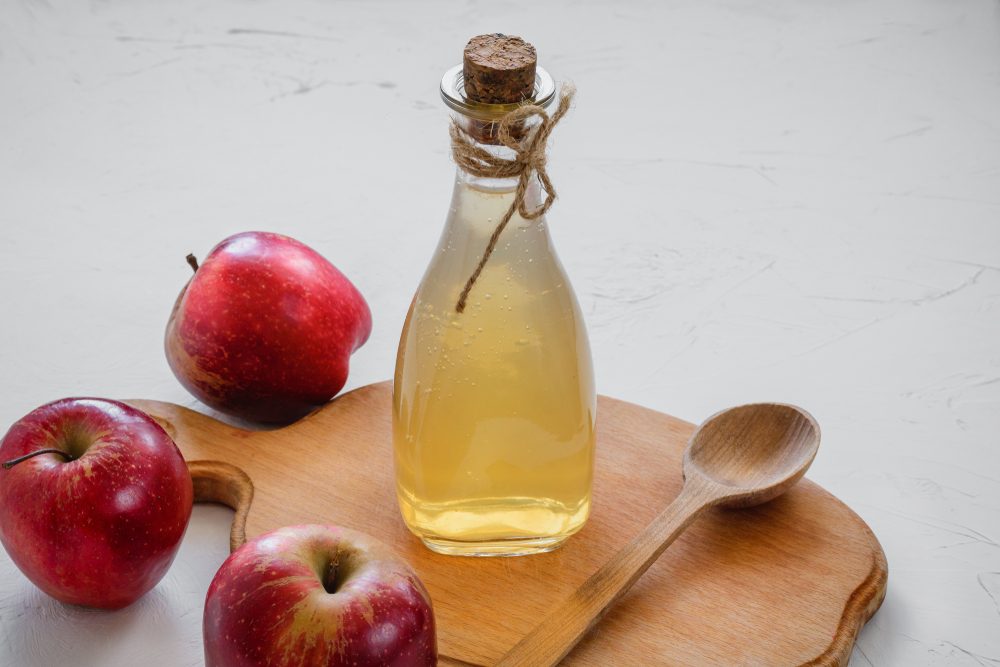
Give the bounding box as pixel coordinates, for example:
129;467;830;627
450;83;576;313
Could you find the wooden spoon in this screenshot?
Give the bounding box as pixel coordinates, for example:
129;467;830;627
497;403;821;666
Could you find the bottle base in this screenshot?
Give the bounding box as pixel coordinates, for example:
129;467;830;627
396;493;590;556
419;533;570;557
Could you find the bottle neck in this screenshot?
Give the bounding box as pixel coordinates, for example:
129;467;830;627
454;165;543;204
445;169;548;247
437;112;558;313
450;110;543;196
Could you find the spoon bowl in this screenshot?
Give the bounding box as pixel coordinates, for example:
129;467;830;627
684;403;820;508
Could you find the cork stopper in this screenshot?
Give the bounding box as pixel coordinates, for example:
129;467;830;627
463;34;537;104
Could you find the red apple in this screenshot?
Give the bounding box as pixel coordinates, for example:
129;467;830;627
165;231;372;424
0;398;193;609
204;524;436;667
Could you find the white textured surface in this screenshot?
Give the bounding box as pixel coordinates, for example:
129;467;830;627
1;1;998;665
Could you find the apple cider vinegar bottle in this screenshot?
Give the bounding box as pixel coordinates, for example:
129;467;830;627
392;35;596;556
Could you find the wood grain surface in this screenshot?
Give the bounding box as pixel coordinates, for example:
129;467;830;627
128;382;887;666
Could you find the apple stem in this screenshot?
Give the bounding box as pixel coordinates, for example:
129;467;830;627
186;254;199;273
2;448;72;470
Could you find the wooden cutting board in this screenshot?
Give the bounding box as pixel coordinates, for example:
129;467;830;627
127;382;886;666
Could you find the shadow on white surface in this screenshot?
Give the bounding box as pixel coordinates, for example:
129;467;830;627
0;505;233;667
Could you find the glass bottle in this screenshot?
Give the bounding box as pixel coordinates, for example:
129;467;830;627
392;62;596;557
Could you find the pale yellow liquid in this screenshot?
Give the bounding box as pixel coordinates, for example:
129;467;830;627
393;176;596;556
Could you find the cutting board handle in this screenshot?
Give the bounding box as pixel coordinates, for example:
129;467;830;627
188;460;254;552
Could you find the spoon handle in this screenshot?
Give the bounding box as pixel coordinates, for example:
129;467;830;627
496;480;719;666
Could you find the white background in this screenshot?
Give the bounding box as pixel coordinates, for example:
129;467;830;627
1;0;999;665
